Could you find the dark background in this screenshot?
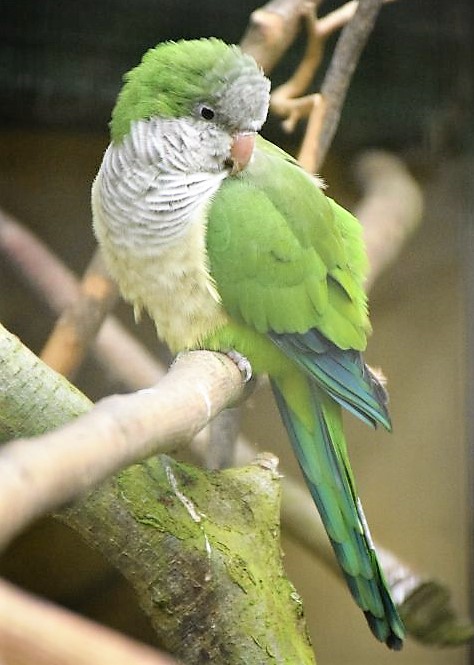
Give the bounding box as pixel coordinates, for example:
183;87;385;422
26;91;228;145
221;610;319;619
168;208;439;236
0;1;473;663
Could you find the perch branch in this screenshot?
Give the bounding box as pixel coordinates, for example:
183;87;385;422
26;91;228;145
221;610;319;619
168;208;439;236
0;579;177;665
1;318;471;645
0;332;316;663
0;326;243;549
63;455;316;663
40;249;118;379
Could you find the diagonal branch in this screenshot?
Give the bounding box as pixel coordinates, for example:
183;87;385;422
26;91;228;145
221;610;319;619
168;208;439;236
0;325;243;549
0;207;161;390
0;578;178;665
302;0;386;171
40;250;118;379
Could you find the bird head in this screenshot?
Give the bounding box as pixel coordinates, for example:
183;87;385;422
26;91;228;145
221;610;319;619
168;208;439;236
110;38;271;175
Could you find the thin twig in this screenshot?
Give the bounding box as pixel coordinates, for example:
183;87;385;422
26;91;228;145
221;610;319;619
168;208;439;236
40;250;118;379
270;4;323;134
265;1;394;141
302;0;386;171
0;578;177;665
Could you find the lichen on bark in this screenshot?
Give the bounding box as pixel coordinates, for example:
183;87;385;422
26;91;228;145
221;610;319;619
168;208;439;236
0;324;316;663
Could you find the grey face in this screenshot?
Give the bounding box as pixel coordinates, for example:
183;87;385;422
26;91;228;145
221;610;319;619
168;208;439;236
200;70;271;134
191;49;271;135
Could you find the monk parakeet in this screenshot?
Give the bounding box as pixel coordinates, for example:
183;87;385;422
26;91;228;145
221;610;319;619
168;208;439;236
92;38;405;649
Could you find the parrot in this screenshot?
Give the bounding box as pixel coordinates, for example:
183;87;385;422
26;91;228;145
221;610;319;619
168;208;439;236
92;38;405;649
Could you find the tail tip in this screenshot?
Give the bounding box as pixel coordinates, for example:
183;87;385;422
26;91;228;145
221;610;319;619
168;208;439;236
386;633;404;651
364;611;405;650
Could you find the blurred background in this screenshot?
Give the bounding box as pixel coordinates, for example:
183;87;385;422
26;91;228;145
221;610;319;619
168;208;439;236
0;1;473;663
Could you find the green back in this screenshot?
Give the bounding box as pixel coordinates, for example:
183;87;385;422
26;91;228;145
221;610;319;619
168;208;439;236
207;137;370;351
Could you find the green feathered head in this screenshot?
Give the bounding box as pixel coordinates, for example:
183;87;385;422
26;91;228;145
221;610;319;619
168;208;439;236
110;38;270;142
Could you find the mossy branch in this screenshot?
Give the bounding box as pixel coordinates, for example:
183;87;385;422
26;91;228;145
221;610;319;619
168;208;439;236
0;324;315;664
64;456;314;663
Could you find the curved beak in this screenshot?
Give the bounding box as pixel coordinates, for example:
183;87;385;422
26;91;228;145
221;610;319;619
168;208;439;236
228;132;256;174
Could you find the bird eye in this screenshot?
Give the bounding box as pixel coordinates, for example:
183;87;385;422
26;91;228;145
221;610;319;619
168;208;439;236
199;105;215;121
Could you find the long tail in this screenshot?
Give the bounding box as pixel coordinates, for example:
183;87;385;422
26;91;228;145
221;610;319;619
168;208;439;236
271;377;405;650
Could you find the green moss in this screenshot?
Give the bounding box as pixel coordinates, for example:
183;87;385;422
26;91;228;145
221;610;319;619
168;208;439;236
117;456;315;663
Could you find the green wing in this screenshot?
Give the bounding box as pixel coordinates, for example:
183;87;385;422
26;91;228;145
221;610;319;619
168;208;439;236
206;138;403;648
207;137;390;429
207;136;370;351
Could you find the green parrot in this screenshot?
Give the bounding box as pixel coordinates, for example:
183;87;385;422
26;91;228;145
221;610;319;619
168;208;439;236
92;38;405;649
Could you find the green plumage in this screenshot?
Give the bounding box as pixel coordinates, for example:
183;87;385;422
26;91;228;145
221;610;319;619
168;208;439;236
207;137;369;349
111;38;263;142
97;38;405;650
204;136;405;649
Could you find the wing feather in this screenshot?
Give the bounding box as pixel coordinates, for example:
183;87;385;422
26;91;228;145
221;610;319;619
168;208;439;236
207;137;369;349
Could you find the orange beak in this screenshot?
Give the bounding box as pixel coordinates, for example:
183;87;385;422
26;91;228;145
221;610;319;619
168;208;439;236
229;132;256;174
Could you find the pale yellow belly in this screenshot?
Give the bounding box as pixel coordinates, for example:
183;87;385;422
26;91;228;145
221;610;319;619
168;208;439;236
92;182;229;353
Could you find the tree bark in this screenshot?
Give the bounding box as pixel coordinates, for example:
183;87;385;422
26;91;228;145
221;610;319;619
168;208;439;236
0;325;315;664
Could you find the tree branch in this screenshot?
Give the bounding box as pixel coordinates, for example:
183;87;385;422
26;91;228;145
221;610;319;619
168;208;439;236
0;579;178;665
0;326;316;663
0;207;161;390
239;0;318;75
0;324;244;548
299;0;387;171
63;455;316;663
40;250;119;379
355;150;424;289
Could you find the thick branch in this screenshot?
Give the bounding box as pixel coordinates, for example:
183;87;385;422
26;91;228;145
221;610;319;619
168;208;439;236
355;150;424;289
0;579;177;665
0;324;243;548
0;327;315;663
64;455;315;663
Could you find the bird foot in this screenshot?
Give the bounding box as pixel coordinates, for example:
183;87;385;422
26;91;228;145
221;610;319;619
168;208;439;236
224;349;253;382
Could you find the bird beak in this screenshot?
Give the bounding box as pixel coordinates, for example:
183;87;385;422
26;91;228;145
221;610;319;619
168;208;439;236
228;132;256;174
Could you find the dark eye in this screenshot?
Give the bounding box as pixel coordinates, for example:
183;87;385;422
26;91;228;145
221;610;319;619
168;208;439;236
199;105;215;121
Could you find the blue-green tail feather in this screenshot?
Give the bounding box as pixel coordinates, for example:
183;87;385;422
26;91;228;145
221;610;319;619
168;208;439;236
271;378;405;649
270;329;391;430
